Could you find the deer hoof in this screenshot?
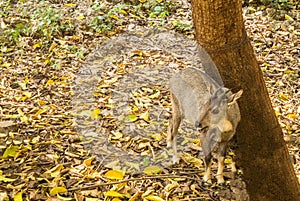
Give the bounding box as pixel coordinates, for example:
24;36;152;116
172;155;180;164
203;175;212;184
216;175;225;184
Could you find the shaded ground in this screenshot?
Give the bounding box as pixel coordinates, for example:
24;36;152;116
0;0;299;200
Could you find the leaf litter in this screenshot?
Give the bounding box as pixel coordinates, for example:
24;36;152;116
0;0;299;200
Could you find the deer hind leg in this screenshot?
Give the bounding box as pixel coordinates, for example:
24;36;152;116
167;93;181;164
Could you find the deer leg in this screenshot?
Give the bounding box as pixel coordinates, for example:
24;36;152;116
203;153;212;183
216;156;225;184
216;144;227;184
167;93;181;164
231;161;237;174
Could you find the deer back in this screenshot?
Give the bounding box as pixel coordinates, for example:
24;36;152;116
169;68;215;125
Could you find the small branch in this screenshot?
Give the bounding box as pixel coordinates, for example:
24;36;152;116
68;174;197;191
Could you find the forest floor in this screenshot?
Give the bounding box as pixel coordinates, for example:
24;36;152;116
0;0;299;200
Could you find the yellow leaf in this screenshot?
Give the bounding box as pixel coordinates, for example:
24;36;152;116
76;15;85;20
49;43;58;52
263;62;271;67
14;191;22;201
149;91;160;99
3;145;18;158
45;164;64;177
31;136;40;144
1;62;11;68
119;10;127;15
109;14;119;20
143;166;162;175
132;106;139;112
164;182;179;192
33;43;41;49
112;198;122;201
111;131;123;140
65;3;76;7
129;191;141;201
148;133;162;141
140;111;149;121
124;114;138;122
181;153;203;168
104;190;124;198
44;59;51;65
0;173;16;182
21;91;32;101
144;195;164;201
49;187;67;195
18;82;27;90
284;69;294;74
36;99;47;106
36;107;49;115
278;93;289;101
285;14;294;21
105;170;124;180
91;108;101;119
224;158;232;164
287;113;297;119
46;79;55;86
84;156;95;166
20;115;29;124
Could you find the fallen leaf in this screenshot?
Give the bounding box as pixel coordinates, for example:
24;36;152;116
105;170;125;180
144;195;164;201
13;191;23;201
140;111;149;121
84;156;95;166
104;191;124;198
49;187;67;195
3;145;19;158
124;114;138;122
143;166;162;175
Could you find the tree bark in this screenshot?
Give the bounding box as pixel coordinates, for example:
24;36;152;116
190;0;300;200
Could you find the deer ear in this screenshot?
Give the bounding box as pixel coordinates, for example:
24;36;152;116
211;87;229;99
228;89;243;104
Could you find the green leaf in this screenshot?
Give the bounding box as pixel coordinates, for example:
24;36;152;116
3;145;19;158
124;114;138;122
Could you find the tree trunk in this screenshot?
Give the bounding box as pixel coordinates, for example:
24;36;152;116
190;0;300;200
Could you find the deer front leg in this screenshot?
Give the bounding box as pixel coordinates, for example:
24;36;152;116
215;143;227;184
203;153;212;183
216;156;225;184
167;93;181;164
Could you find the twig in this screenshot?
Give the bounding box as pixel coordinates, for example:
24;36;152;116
68;174;197;191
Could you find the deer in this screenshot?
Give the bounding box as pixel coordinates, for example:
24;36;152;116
167;67;243;184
